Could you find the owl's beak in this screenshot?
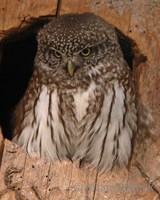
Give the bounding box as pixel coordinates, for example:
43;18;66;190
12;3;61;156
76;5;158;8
67;60;75;77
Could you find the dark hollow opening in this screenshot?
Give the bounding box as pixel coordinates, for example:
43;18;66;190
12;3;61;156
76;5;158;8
0;35;37;139
116;28;135;70
0;19;138;140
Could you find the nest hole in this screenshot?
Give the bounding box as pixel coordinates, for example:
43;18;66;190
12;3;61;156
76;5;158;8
0;18;146;139
0;35;37;139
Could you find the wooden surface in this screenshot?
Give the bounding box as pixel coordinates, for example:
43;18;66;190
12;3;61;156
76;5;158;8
0;127;4;165
0;0;57;31
0;139;159;200
0;0;160;199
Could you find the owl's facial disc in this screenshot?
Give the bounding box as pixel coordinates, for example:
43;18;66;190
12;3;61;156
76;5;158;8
48;46;93;77
66;48;91;77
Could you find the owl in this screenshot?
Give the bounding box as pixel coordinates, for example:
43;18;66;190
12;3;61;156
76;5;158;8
13;13;137;172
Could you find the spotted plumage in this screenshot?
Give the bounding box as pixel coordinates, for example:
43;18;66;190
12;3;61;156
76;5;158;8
13;13;137;172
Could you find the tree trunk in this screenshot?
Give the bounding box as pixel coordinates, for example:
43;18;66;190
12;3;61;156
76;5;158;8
0;0;160;199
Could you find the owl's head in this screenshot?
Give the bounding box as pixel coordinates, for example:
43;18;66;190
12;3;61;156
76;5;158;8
36;13;122;79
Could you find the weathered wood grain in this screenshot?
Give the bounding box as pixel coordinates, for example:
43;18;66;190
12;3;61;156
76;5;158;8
0;127;4;164
0;140;158;199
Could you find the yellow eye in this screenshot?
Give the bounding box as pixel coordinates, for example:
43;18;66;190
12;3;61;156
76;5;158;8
54;50;62;58
81;48;91;57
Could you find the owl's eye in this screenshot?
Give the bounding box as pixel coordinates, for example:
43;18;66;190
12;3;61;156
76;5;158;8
53;50;62;58
81;48;91;57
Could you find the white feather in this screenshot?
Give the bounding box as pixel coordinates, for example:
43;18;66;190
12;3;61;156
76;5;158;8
74;81;96;121
13;80;136;171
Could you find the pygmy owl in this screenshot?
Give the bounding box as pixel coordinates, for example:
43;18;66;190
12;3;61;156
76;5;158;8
13;13;137;172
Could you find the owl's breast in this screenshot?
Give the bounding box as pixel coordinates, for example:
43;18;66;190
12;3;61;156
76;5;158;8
72;81;99;122
59;81;103;138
